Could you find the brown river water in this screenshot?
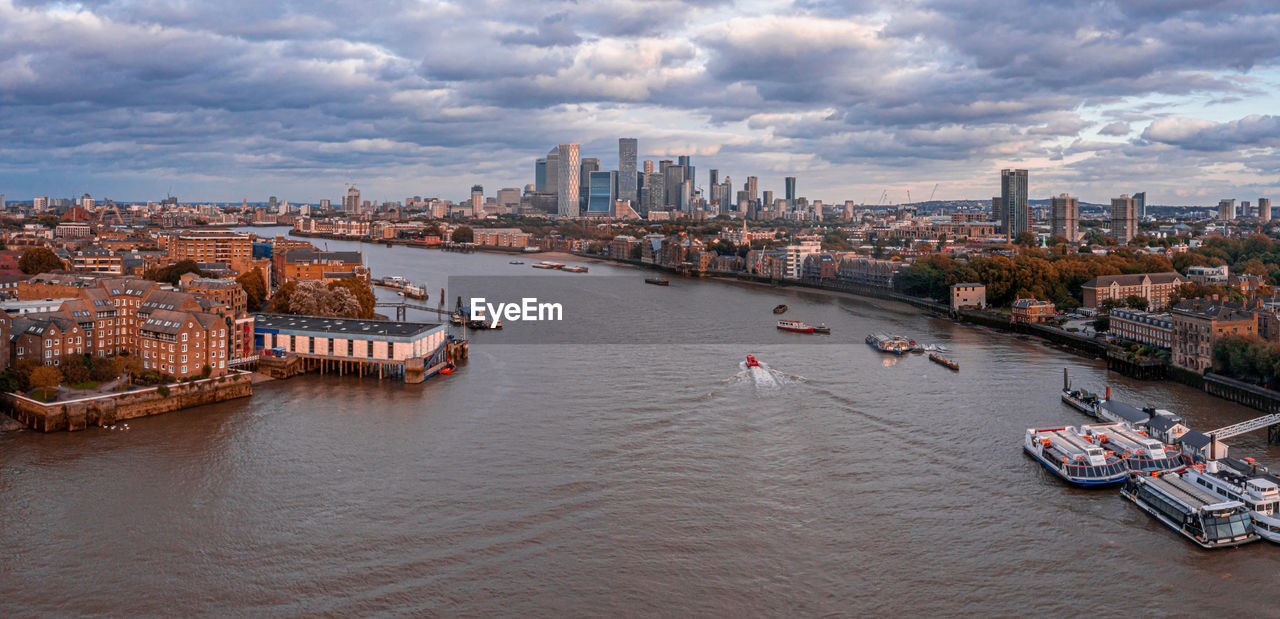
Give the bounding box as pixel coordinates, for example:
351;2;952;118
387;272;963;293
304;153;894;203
2;227;1276;615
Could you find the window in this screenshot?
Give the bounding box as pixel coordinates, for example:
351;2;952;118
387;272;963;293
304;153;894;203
182;333;189;341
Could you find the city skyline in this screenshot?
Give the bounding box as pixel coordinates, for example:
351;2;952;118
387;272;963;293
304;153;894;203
3;1;1280;204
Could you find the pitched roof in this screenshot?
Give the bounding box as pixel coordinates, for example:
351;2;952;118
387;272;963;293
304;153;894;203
1083;271;1188;288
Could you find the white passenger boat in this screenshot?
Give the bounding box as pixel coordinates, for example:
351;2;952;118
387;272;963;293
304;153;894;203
1181;462;1280;544
865;332;911;355
1121;472;1259;549
1076;422;1186;476
1023;427;1128;487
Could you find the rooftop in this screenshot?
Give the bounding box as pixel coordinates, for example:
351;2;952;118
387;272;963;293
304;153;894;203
253;313;441;337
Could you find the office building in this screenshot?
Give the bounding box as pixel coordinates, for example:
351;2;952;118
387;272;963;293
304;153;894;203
709;169;719;187
587;170;616;214
535;158;549;192
664;165;687;209
1133;191;1146;219
579;158;599;211
785;177;796;206
991;196;1003;227
1260;198;1272;221
1050;193;1079;242
618;138;638;206
678;155;694;193
644;160;654;174
1001;169;1029;241
1218;199;1235;221
745;176;758;203
470;185;483;217
557;144;580;217
343;186;361;215
497;188;521;208
1111;194;1137;243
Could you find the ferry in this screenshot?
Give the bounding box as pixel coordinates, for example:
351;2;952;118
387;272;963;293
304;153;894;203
928;353;959;370
777;320;815;334
1076;422;1186;475
644;277;669;286
563;265;588;273
532;261;565;270
1182;462;1280;543
773;304;788;314
745;354;761;368
865;332;911;355
1121;472;1259;548
1023;427;1128;487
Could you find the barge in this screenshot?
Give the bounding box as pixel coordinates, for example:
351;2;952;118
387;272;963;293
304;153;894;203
928;353;958;370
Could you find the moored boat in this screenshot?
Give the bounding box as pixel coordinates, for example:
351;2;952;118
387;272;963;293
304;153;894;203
1061;387;1101;417
865;332;911;355
777;320;815;334
811;324;831;334
509;260;525;265
532;261;565;270
1182;462;1280;543
928;353;958;370
1076;422;1186;476
773;304;788;314
644;277;669;286
563;265;588;273
1023;427;1128;487
1121;472;1259;548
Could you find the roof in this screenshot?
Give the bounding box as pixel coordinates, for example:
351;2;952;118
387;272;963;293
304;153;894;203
1144;414;1184;433
1082;271;1188;289
1179;429;1213;449
139;309;197;335
1099;400;1150;424
253;313;441;339
951;282;983;287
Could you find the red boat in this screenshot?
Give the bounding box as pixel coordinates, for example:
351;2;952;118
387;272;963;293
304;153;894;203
776;319;815;334
745;355;761;368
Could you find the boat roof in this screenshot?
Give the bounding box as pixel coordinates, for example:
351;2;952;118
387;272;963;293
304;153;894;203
1147;474;1241;510
1100;400;1150;424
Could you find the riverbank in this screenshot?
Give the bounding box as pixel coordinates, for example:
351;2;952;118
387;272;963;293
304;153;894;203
3;372;253;432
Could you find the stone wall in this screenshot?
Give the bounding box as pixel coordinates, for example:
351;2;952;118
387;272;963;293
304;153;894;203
3;372;253;432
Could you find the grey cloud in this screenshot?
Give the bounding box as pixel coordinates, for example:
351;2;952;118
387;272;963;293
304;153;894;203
1099;122;1131;136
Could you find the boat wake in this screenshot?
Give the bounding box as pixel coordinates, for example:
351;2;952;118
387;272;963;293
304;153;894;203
732;361;803;390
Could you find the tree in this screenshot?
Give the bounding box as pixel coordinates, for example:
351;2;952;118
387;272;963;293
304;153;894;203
236;268;268;311
452;226;474;243
270;281;297;313
29;365;63;397
1124;295;1149;311
19;247;65;274
90;355;122;382
285;280;361;318
328;278;376;319
60;355;91;385
144;260;203;284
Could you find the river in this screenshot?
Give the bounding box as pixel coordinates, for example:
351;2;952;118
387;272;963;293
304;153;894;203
2;226;1276;615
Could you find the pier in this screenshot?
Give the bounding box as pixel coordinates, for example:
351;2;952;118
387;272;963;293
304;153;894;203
253;314;466;383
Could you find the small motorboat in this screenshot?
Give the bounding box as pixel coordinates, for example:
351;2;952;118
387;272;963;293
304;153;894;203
773;304;788;314
449;311;464;325
812;324;831;334
745;354;761;368
645;277;670;286
510;260;525;265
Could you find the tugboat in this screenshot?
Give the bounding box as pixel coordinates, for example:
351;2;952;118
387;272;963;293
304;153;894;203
777;320;815;334
645;277;670;286
773;304;788;314
745;354;761;368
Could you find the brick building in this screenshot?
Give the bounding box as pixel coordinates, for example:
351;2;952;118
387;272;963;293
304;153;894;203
1171;297;1257;373
1082;272;1189;310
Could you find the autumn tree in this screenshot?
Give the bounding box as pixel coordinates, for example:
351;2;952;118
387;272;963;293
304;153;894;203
328;278;376;319
60;355;92;385
29;365;63;398
285;280;361;318
19;247;65;274
144;260;203;284
451;226;474;243
236;268;268;311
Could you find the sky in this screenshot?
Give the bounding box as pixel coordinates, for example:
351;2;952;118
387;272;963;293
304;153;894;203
2;0;1280;206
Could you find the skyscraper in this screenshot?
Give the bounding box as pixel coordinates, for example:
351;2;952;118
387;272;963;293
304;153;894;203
618;138;638;206
785;176;797;205
709;169;719;187
1218;199;1236;221
746;176;758;203
545;148;560;195
641;172;664;214
1000;169;1028;241
343;186;361;214
471;185;484;217
1132;191;1146;219
991;196;1003;227
1050;193;1079;242
664;165;687;210
677;155;694;194
1260;198;1272;221
1111;194;1137;243
535;158;548;192
557;144;580;217
579;157;599;211
587;170;616;214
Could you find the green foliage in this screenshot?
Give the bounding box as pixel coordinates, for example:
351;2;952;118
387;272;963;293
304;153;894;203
157;384;170;397
1212;335;1280;385
19;247;65;274
1124;295;1148;311
451;225;474;243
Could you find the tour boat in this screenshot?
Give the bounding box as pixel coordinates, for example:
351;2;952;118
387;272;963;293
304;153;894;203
1122;472;1259;548
777;320;815;334
645;277;669;286
928;353;958;370
1076;422;1186;476
865;332;911;355
1023;427;1128;487
1182;462;1280;543
773;304;788;314
745;354;761;368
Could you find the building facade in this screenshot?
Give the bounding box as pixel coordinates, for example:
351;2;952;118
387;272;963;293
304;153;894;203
1050;193;1079;242
1001;169;1029;241
1171;298;1256;373
1109;308;1173;349
1082;272;1189;310
950;283;987;310
1111;194;1138;243
557;144;580;218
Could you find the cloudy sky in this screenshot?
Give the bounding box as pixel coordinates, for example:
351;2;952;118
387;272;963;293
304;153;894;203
2;0;1279;206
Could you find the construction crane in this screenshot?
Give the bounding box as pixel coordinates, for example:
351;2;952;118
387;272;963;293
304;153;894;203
906;190;912;204
878;189;888;206
929;183;939;202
